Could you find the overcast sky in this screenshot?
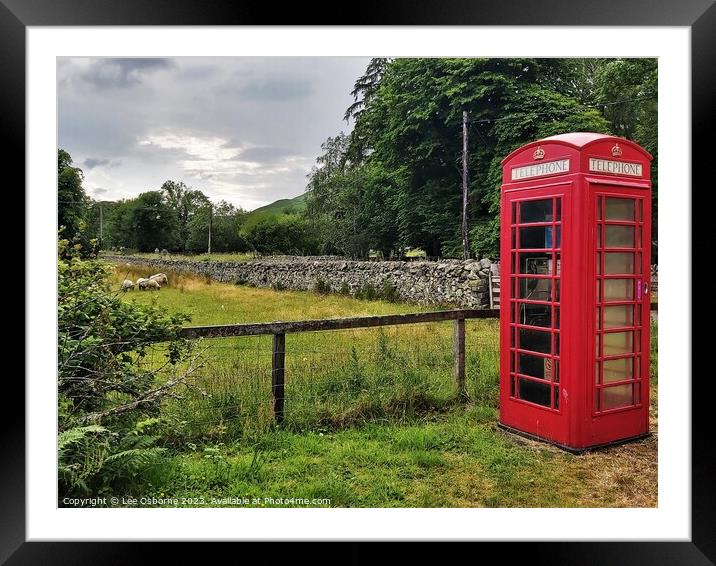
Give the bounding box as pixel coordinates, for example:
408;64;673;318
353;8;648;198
58;57;370;210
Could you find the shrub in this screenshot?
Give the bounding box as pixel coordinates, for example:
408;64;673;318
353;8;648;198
272;280;287;291
314;277;331;295
339;281;351;295
379;281;400;303
58;237;195;499
355;282;377;301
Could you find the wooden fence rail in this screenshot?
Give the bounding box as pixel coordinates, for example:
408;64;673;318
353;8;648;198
179;309;500;424
176;304;655;424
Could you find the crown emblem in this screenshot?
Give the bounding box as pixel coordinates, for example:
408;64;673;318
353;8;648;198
611;143;623;157
533;146;545;160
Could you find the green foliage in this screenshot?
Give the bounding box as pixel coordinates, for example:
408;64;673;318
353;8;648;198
58;149;88;241
594;59;658;260
307;57;657;260
243;215;318;255
104;191;179;251
354;282;378;301
379;281;400;303
338;281;351;295
186;200;248;253
314;277;331;295
58;239;192;498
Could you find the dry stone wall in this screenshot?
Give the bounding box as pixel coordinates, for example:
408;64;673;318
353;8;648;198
107;255;495;308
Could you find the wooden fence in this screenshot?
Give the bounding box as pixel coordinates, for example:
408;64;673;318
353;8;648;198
179;309;500;424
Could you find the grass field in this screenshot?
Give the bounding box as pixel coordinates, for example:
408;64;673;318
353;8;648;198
108;263;658;508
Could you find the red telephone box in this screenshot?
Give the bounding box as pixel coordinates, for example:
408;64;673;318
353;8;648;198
498;132;652;452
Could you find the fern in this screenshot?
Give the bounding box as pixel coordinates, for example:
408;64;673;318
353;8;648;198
58;425;108;451
104;446;166;468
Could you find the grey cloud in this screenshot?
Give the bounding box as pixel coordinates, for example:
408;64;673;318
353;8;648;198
58;56;371;209
82;58;174;89
92;187;108;194
179;65;218;81
234;146;293;164
238;78;312;101
83;158;121;169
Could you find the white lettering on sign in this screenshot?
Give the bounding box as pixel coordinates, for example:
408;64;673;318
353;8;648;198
589;158;642;177
511;159;570;181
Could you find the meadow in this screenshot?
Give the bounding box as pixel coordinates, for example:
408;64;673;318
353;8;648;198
108;263;658;508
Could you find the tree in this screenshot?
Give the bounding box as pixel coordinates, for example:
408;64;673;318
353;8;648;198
160;180;211;251
243;215;318;255
58;149;88;241
104;192;178;251
310;58;612;259
594;59;658;260
186;200;248;253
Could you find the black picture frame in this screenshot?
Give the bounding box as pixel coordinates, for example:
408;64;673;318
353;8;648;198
7;0;708;562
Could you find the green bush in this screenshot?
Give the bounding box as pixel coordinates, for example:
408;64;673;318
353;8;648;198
355;282;377;301
272;280;287;291
339;281;351;295
58;238;193;499
314;277;331;295
379;281;400;303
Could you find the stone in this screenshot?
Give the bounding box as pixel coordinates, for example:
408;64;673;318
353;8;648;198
105;254;493;309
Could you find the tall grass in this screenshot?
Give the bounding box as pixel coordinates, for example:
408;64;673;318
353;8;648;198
153;319;499;445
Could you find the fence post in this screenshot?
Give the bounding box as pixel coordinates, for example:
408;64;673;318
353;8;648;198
454;317;468;400
272;333;286;424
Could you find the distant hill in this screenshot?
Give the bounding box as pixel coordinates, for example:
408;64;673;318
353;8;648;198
242;193;308;230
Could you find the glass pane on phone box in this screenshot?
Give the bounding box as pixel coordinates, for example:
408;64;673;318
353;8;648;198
606;198;635;221
606;225;635;248
604;279;634;300
603;384;633;409
604;305;633;328
520;253;551;275
519;353;552;379
519;279;552;302
603;332;634;356
605;253;634;273
519;328;551;354
520;199;553;223
519;303;552;327
518;378;551;406
520;226;552;249
603;357;633;383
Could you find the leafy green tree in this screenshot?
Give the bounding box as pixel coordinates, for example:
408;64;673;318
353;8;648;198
58;149;88;241
160;180;211;251
594;59;658;259
311;58;612;259
186;200;249;253
105;192;178;251
243;215;318;255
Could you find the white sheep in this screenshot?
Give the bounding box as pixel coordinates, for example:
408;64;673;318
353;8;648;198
136;277;150;291
121;279;134;292
144;279;161;291
149;273;168;286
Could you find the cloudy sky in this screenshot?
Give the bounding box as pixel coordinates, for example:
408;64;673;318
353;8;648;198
58;57;371;210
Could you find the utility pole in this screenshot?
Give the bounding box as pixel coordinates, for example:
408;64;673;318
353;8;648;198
462;110;470;259
207;205;212;255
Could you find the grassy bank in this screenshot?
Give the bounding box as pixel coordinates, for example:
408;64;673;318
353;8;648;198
107;262;658;508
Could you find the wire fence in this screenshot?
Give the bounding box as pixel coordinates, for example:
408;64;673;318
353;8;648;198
139;311;500;443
